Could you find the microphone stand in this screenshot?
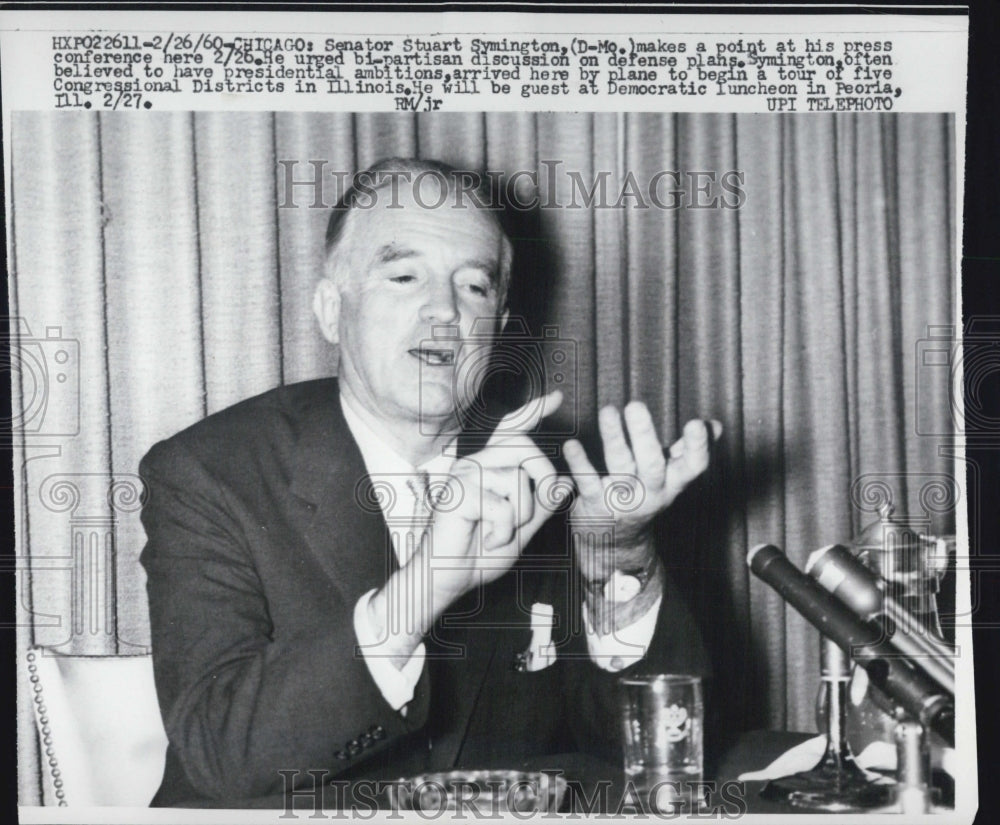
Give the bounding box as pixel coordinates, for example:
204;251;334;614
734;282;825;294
747;544;955;811
760;637;894;810
747;544;954;744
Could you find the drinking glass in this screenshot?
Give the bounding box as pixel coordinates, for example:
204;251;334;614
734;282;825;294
618;673;704;811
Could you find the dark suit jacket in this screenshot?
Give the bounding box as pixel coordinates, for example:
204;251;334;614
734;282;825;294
139;379;709;807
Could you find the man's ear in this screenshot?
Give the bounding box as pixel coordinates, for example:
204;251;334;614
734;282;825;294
313;278;342;345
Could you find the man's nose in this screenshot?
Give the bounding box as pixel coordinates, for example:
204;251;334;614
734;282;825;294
418;281;460;323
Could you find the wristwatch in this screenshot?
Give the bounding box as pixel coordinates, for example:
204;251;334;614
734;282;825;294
586;555;659;604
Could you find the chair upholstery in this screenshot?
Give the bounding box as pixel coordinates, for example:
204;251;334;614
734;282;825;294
26;647;168;807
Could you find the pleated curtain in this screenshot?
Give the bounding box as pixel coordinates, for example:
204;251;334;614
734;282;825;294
11;112;954;804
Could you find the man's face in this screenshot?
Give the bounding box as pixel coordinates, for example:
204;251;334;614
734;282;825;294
316;182;510;430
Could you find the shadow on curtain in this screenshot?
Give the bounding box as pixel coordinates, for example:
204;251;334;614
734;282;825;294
11;111;954;803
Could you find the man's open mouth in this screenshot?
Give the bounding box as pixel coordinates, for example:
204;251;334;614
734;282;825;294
409;347;455;366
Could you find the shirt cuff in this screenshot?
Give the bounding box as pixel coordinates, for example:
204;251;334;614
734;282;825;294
584;592;663;673
354;588;425;711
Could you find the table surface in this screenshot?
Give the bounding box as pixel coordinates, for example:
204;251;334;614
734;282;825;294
549;730;820;815
184;730;820;811
179;730;952;813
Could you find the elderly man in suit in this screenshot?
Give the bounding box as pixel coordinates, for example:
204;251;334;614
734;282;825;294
139;158;719;808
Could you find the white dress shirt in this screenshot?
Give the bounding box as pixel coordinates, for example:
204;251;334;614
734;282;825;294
341;394;662;712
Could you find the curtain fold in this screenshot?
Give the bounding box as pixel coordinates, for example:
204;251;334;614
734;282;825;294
274;112;355;384
194;112;284;413
624;114;679;428
735;115;789;728
12;112;955;804
101;113;206;659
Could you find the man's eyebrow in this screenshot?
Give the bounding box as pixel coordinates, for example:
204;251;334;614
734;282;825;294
456;259;501;284
373;244;418;265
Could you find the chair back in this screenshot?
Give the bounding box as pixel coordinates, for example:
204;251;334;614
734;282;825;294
26;647;168;806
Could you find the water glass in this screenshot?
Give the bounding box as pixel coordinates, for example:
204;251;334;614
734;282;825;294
618;673;704;811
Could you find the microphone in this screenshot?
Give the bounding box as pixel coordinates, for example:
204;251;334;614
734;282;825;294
747;544;954;746
805;544;954;695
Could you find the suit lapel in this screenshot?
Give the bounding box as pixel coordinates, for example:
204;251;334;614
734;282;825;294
289;383;398;606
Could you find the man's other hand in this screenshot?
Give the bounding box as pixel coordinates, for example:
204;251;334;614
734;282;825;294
564;402;722;582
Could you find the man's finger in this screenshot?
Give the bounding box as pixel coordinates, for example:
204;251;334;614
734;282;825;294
664;419;714;498
468;441;557;493
667;419;723;457
624;401;667;484
488;390;563;446
515;474;566;549
439;459;480;520
598;406;638;476
478;467;534;529
477;466;522;501
563;438;603;501
479;489;517;551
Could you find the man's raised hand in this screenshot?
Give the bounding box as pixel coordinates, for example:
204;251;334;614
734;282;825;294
564;402;722;580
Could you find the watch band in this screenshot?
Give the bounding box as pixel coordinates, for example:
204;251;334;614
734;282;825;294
584;553;659;602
